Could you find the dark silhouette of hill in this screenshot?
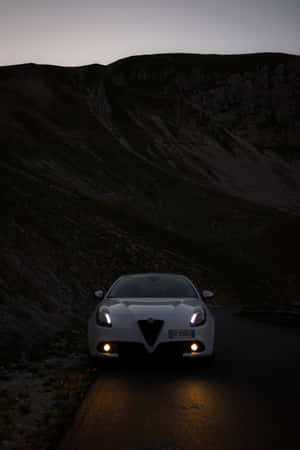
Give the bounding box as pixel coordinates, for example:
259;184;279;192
1;53;300;362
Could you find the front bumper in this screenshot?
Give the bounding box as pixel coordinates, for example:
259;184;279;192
89;316;214;359
93;339;212;359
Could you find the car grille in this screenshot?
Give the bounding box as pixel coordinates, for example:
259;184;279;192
137;319;164;346
118;342;148;357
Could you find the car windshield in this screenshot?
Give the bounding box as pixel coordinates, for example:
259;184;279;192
108;275;197;298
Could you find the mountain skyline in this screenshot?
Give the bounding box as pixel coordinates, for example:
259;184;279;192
1;0;300;66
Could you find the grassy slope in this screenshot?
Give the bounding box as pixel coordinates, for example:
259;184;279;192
0;54;300;363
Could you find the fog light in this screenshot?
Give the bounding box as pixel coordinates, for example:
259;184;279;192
103;344;111;353
191;343;199;352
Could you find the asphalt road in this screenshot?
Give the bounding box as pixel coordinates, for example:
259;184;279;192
58;307;300;450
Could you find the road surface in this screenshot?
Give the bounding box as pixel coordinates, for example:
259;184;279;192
58;307;300;450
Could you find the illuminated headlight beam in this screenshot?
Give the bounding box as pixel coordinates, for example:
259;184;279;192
190;313;198;325
103;343;111;352
105;313;112;325
191;343;199;352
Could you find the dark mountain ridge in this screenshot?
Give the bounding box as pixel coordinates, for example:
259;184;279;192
1;53;300;362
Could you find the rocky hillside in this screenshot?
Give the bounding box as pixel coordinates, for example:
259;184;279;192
1;53;300;362
103;53;300;211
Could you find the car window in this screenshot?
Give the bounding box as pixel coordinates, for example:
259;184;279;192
108;275;197;298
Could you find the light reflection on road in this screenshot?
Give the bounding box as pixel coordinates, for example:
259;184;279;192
58;308;300;450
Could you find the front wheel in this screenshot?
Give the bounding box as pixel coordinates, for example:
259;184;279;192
88;351;100;368
198;354;215;368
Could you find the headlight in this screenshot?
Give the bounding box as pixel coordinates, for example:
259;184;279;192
96;309;112;327
190;308;206;326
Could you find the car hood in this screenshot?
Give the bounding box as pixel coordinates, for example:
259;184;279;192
98;297;204;321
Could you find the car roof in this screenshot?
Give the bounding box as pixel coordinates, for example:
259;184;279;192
117;273;190;280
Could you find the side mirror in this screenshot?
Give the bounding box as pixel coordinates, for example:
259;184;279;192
202;290;214;300
94;289;105;300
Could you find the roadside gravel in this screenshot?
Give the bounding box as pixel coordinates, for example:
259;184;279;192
0;333;96;450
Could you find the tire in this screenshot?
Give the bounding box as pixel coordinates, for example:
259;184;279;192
88;351;99;368
202;354;215;367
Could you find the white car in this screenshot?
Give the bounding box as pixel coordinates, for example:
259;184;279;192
88;273;215;364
